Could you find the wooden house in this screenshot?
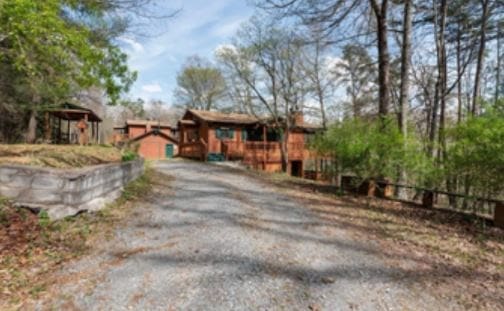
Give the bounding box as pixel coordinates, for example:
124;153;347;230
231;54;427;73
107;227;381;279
178;109;322;177
113;120;179;160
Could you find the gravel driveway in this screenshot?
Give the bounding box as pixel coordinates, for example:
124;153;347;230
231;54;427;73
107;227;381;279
36;160;456;310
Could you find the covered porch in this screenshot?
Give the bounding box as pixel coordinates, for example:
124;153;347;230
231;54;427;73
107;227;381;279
44;103;102;144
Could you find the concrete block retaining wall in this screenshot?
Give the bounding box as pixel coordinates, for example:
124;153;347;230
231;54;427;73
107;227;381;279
0;159;144;219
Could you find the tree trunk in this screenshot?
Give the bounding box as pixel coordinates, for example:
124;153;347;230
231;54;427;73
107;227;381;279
26;110;37;143
370;0;390;118
396;0;412;200
472;0;490;115
26;94;41;143
457;23;463;124
314;42;327;129
496;24;502;103
280;127;289;173
428;0;448;158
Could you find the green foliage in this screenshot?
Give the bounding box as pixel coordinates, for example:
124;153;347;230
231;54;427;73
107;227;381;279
445;101;504;198
38;210;50;228
312;117;434;185
0;0;136;106
121;150;138;162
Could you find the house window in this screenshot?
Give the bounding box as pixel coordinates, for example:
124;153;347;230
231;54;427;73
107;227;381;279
266;129;282;142
216;128;235;140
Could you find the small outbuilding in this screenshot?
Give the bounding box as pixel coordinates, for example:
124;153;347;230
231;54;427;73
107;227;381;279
113;120;179;160
44;102;102;144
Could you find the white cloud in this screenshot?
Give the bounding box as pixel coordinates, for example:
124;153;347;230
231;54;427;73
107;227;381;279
123;0;254;103
142;83;163;93
118;37;145;54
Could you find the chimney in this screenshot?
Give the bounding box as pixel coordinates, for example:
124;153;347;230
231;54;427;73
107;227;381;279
293;111;304;126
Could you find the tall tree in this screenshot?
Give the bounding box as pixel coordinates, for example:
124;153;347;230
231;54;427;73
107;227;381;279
396;0;413;199
334;44;377;118
300;27;336;129
174;56;227;111
0;0;178;143
369;0;390;118
472;0;491;115
217;17;307;172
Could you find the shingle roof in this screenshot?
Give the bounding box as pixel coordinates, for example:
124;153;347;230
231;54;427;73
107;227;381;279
130;129;179;144
126;120;173;128
188;109;260;125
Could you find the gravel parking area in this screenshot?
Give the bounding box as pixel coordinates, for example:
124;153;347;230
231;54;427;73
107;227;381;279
33;160;459;310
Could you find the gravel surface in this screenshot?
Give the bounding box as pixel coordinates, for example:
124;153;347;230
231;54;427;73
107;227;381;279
34;160;458;310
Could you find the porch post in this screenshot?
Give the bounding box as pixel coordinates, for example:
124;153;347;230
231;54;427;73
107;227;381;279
97;122;100;144
91;121;95;144
58;117;62;143
67;120;70;144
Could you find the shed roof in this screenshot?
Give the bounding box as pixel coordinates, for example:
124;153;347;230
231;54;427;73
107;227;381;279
130;129;179;144
187;109;260;125
48;103;102;122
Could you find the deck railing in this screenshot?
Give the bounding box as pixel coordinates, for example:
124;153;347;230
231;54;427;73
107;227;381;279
235;141;305;162
179;141;205;160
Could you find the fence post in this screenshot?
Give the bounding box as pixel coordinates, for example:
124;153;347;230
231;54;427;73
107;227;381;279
422;191;434;208
377;179;394;199
494;201;504;229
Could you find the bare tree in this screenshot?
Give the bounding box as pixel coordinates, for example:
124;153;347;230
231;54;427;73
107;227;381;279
174;56;227;111
217;17;308;172
300;27;337;128
397;0;413;199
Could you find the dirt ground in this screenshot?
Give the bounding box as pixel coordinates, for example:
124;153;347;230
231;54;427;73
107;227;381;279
0;144;122;168
17;160;502;310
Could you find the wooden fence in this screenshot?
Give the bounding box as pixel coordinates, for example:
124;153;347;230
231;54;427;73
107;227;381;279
340;176;504;228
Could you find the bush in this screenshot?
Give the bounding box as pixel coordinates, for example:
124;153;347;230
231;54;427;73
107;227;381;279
311;117;434;185
445;102;504;199
121;150;138;162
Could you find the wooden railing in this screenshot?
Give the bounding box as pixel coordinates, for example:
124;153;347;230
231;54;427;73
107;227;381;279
180;141;203;159
241;141;305;162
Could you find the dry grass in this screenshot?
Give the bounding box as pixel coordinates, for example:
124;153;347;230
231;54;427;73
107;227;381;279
0;144;122;168
0;166;169;309
254;172;504;310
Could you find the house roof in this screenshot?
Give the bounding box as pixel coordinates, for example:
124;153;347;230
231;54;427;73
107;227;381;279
187;109;260;125
126;120;173;128
48;102;102;122
183;109;324;132
130;129;179;144
294;123;324;133
179;119;197;126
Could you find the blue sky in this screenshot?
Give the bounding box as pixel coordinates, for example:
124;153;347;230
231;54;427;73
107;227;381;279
118;0;255;105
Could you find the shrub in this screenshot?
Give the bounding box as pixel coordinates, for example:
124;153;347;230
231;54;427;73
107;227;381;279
311;117;434;186
121;150;138;162
445;102;504;199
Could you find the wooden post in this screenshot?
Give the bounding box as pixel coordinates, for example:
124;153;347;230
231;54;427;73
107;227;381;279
67;120;70;144
91;121;95;144
58;117;62;143
377;179;394;199
422;191;434;208
494;201;504;229
97;122;100;144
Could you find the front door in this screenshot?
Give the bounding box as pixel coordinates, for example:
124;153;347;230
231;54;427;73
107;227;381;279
291;161;303;177
165;144;174;158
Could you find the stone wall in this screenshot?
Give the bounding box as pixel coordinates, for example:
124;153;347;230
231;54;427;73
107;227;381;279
0;159;144;219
